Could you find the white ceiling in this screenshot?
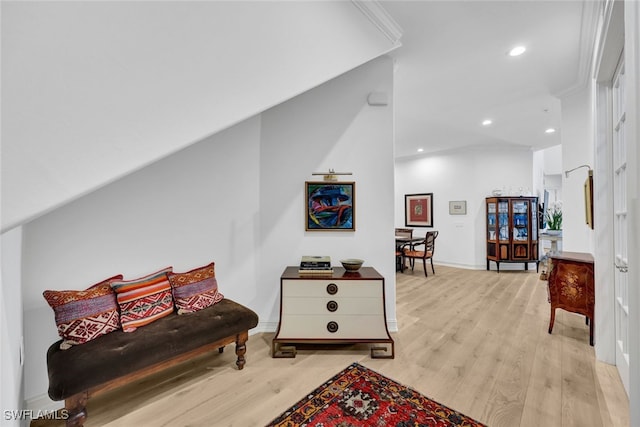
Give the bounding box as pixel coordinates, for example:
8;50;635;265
380;0;596;159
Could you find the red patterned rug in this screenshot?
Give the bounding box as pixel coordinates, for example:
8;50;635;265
266;362;486;427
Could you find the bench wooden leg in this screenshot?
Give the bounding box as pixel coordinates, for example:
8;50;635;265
65;391;88;427
235;331;248;370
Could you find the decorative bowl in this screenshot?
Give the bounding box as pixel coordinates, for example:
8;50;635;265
340;259;364;271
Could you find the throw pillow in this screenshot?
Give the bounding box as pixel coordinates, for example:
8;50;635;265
43;274;123;350
110;267;174;332
168;262;224;314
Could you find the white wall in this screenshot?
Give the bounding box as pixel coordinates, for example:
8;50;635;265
20;56;395;410
395;147;533;270
1;1;398;232
560;87;594;253
543;145;563;175
259;56;396;327
1;227;24;427
542;144;563;206
532;149;545;201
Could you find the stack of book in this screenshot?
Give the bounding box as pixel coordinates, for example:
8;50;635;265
298;256;333;275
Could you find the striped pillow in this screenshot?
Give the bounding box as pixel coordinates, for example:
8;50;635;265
168;262;224;314
43;275;123;350
110;267;174;332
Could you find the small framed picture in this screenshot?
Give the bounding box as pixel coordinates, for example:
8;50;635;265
449;200;467;215
405;193;433;227
305;181;355;231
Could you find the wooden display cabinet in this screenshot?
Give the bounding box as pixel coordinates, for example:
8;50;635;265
486;196;539;272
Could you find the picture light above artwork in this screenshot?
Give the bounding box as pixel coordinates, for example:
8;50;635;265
312;168;353;182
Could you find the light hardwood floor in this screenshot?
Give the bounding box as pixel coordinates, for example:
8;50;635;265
35;265;629;426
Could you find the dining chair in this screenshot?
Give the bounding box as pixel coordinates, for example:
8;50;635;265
395;228;413;272
403;231;439;277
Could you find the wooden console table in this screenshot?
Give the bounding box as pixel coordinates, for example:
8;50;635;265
272;266;394;358
547;251;594;346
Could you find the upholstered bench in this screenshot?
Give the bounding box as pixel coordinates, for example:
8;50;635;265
46;298;258;427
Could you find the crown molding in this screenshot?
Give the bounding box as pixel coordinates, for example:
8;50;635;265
578;0;602;84
555;0;602;98
351;0;403;46
593;0;624;82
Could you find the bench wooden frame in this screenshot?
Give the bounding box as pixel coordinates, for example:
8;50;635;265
63;331;248;427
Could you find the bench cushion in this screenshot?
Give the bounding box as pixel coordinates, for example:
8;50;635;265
47;298;258;400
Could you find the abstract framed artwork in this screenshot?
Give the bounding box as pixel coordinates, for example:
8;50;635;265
305;181;355;231
405;193;433;227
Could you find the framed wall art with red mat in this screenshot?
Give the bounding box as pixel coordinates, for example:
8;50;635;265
266;362;486;427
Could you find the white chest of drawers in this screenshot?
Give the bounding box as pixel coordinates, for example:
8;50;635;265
272;266;394;358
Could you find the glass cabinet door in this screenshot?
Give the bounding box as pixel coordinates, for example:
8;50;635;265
511;200;529;241
530;199;538;240
487;201;497;240
498;201;509;241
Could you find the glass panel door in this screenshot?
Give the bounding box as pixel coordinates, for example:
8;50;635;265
487;201;497;241
511;200;529;242
612;56;629;394
530;199;538;241
498;201;509;241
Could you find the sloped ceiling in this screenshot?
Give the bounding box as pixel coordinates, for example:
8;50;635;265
1;1;399;232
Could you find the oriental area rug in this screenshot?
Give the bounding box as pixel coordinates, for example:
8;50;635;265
266;362;486;427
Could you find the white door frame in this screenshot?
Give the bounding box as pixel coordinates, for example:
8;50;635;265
622;1;640;425
593;1;640;424
593;0;623;367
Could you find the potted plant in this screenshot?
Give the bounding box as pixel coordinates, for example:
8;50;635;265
545;201;562;235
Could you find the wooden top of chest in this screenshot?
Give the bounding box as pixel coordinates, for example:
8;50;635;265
282;266;383;280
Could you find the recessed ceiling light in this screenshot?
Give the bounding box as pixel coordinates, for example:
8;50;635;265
482;119;492;126
508;46;526;56
545;128;556;134
417;148;424;153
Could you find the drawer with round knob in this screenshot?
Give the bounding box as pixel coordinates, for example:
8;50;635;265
277;314;387;339
281;296;383;315
282;280;380;298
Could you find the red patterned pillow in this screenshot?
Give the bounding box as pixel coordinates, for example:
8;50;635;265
43;275;123;350
110;267;174;332
168;262;224;314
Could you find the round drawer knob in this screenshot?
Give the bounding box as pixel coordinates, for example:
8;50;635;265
326;300;338;312
326;283;338;295
326;321;339;333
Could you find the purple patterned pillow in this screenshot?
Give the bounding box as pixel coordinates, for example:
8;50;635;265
43;275;123;350
168;262;224;314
